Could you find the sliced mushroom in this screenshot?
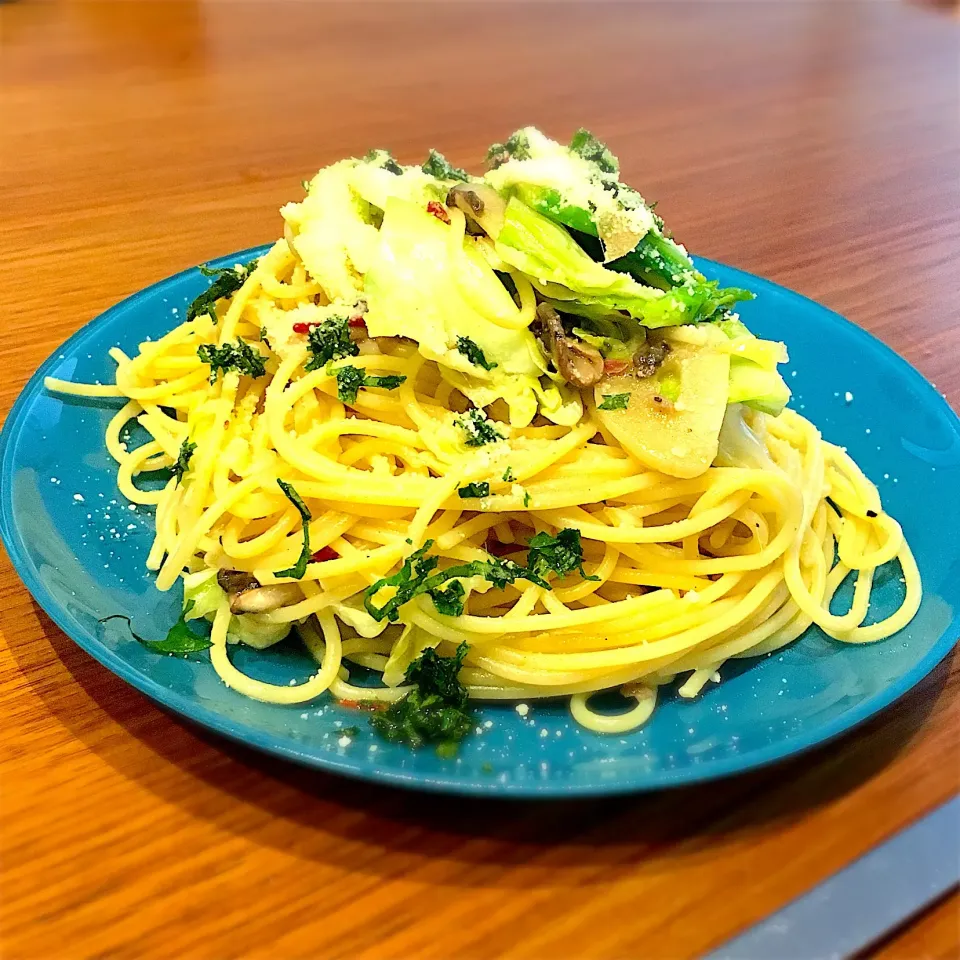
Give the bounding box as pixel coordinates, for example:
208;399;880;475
229;582;303;615
217;569;260;595
536;303;605;388
445;183;506;239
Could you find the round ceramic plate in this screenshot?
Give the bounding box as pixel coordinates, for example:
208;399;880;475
2;247;958;797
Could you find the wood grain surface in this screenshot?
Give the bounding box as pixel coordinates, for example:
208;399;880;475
2;2;958;958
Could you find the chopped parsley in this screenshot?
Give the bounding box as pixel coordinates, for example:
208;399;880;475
523;491;532;508
187;259;259;322
458;481;490;499
598;393;630;411
456;336;497;371
99;601;212;655
569;128;619;176
363;539;547;624
502;466;515;482
273;479;312;580
421;149;469;182
527;528;598;582
486;130;531;169
171;439;196;486
197;340;266;383
260;325;272;349
305;317;358;371
369;641;476;749
427;580;465;617
455;408;504;447
334;365;406;405
364;148;403;175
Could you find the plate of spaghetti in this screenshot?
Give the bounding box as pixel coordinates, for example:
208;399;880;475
2;128;958;796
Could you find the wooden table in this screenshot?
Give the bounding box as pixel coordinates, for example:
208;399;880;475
2;2;958;957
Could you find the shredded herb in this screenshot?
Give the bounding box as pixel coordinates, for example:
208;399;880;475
569;128;619;176
187;259;259;322
274;479;312;580
334;364;406;404
456;336;497;371
523;490;532;508
260;325;272;349
527;528;598;582
486;131;531;169
363;539;547;623
598;392;630;411
502;466;515;482
305;317;358;371
171;439;196;486
421;149;469;182
364;148;403;175
197;340;266;382
99;600;212;655
458;481;490;499
427;580;465;617
455;408;504;447
369;641;475;748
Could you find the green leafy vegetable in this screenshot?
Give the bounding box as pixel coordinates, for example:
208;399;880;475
598;393;630;411
187;260;259;322
274;479;312;580
364;148;403;175
527;528;598;582
99;601;212;655
455;408;504;447
305;317;359;371
421;149;469;182
486;130;532;169
427;580;466;617
502;466;515;482
363;540;547;623
455;335;498;371
197;340;267;382
370;641;476;748
523;491;532;508
458;481;490;499
334;365;407;404
171;438;196;485
569;128;619;175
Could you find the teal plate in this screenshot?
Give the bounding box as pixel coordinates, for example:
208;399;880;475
2;247;958;797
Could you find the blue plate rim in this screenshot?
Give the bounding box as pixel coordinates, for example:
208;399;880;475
1;248;958;798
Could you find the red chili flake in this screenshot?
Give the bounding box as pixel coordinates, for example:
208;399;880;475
348;316;367;329
603;359;630;375
335;699;386;713
311;545;339;562
292;321;310;334
426;200;451;224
